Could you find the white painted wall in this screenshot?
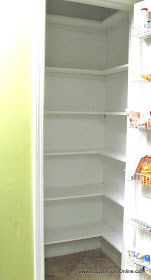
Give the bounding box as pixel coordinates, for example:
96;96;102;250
106;19;129;68
46;21;106;69
44;155;103;188
45;73;105;111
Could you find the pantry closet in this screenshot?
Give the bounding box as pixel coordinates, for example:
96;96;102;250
44;0;129;267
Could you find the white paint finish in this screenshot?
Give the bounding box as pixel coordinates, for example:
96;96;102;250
105;71;128;112
102;198;123;253
45;64;128;76
46;0;116;22
104;116;127;156
45;237;101;257
102;197;124;236
106;19;129;68
44;115;104;151
44;221;103;245
100;238;121;267
44;147;126;162
103;158;125;207
65;0;134;11
44;13;129;260
45;73;105;111
44;147;99;156
100;64;128;75
32;0;45;279
100;147;126;162
44;183;104;201
102;222;122;252
44;182;124;206
44;219;122;252
44;110;127;115
44;155;102;188
103;184;125;207
101;11;128;30
44;197;103;228
46;19;106;69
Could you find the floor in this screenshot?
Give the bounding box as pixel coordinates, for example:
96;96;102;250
45;249;120;280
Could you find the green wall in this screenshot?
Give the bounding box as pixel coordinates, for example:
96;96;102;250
0;1;34;279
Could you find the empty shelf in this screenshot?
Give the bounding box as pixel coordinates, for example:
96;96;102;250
44;221;102;245
44;148;98;156
103;183;125;208
100;148;126;163
45;64;128;77
44;183;124;207
99;64;128;76
44;148;126;162
44;221;122;253
44;111;127;116
44;183;104;201
102;224;122;253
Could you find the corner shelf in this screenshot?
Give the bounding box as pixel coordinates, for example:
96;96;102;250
44;183;104;202
44;221;122;253
44;183;124;207
44;147;126;163
44;111;127;116
45;64;128;77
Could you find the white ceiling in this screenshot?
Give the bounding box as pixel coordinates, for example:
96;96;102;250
46;0;117;22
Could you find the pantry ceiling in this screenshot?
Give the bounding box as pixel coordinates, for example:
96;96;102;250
46;0;117;22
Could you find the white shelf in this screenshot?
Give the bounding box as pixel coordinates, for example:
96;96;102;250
44;147;126;162
44;221;122;252
45;64;128;77
99;64;128;76
44;110;127;116
102;224;122;253
103;183;125;208
44;183;104;201
100;148;126;163
44;147;98;157
44;183;124;208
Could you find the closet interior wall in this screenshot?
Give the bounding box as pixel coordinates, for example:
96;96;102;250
44;7;129;264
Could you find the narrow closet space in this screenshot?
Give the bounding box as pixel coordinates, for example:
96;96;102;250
44;1;129;279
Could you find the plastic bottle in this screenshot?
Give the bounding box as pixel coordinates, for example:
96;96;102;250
141;7;149;32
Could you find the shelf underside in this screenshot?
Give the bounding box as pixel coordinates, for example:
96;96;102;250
44;183;124;207
45;111;127;116
44;147;126;163
44;220;122;253
45;64;128;77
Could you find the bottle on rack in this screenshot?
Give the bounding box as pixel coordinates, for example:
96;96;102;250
141;7;149;32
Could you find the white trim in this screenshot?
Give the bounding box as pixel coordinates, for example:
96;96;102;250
65;0;133;11
32;0;45;280
46;12;128;32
